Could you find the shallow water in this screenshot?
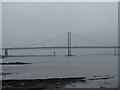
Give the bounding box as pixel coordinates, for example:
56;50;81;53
2;53;118;80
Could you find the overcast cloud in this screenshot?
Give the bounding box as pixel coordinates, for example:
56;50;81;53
2;2;118;47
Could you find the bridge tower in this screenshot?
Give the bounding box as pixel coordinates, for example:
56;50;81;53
67;32;72;56
5;49;8;57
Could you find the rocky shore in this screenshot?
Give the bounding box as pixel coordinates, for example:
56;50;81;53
2;77;86;89
0;62;32;65
2;75;117;90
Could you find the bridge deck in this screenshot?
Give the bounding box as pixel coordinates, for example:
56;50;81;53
2;46;120;50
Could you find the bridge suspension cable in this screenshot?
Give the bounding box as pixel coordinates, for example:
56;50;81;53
25;32;67;47
71;32;114;46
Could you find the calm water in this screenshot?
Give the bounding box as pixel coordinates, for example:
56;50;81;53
2;51;118;80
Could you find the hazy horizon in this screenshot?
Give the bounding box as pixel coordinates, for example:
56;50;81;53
2;2;118;48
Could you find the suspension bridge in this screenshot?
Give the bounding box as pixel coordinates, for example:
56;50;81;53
1;32;119;57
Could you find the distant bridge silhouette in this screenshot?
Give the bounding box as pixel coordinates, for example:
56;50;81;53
1;32;119;57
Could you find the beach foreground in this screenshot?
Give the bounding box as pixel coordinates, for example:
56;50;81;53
2;75;118;89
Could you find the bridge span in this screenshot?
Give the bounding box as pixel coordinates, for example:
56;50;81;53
1;32;119;57
2;46;120;50
1;46;119;57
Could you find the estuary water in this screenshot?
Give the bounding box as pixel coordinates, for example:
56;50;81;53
2;49;118;80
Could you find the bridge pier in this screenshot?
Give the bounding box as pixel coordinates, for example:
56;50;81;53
5;49;8;57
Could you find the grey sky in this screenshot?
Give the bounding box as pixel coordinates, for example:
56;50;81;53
0;2;2;55
2;2;118;47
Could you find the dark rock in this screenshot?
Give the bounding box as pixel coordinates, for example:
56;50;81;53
1;62;32;65
80;79;86;82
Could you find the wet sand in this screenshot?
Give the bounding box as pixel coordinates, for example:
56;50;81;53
2;77;86;89
2;75;117;90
